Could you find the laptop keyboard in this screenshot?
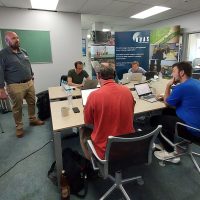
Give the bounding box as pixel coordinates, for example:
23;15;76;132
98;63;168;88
143;94;156;99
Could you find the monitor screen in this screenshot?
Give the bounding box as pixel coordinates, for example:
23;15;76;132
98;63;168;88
81;88;99;106
134;83;151;96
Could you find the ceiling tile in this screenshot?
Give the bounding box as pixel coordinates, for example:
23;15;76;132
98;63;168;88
80;0;113;14
57;0;87;12
0;0;31;8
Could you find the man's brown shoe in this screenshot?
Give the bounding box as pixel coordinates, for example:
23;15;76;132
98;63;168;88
16;129;24;138
30;119;45;126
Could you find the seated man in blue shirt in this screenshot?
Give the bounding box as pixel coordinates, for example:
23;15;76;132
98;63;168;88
154;61;200;163
128;61;146;75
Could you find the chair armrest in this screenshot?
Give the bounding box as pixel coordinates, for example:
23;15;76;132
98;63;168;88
87;140;106;165
176;122;200;132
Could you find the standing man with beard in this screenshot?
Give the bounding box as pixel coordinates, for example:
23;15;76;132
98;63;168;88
0;31;44;138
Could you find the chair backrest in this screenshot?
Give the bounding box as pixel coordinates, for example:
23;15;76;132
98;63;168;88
192;73;200;80
60;75;68;86
105;126;161;174
145;71;157;80
193;58;200;67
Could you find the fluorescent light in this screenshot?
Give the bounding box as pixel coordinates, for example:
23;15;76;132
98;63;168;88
87;34;91;39
31;0;59;11
102;29;110;32
130;6;171;19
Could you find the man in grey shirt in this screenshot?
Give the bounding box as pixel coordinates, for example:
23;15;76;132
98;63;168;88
0;31;44;138
128;61;146;75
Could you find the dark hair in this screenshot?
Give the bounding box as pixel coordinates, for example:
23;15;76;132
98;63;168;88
132;61;139;65
74;61;83;68
98;65;115;80
172;61;192;77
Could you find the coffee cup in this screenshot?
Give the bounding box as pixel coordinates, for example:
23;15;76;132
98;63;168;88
61;107;70;117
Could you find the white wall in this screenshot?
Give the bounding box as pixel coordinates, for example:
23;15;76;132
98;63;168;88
135;10;200;33
0;7;82;93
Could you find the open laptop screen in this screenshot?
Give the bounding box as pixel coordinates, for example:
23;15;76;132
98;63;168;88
134;83;152;97
81;88;99;106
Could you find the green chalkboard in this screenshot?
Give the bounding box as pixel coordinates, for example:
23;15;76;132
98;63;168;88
0;29;52;63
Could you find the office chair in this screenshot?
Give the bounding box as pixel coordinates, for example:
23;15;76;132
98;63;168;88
159;122;200;173
145;71;157;80
60;75;68;86
192;73;200;80
192;58;200;67
87;125;162;200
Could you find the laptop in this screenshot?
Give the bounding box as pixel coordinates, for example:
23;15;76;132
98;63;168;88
130;73;143;82
81;88;99;106
121;73;131;84
81;80;98;90
134;83;157;103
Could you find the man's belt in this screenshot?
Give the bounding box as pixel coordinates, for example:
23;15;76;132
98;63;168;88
16;78;32;84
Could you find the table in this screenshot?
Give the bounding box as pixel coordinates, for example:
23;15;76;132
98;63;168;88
48;86;81;101
51;98;166;187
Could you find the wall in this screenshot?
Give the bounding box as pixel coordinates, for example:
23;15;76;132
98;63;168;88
0;7;82;93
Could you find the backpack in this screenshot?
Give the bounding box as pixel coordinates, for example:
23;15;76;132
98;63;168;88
48;148;94;198
36;90;50;120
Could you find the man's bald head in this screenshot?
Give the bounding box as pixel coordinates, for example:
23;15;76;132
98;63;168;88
5;31;20;49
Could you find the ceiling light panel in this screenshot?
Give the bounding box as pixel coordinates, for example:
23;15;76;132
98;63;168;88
30;0;59;11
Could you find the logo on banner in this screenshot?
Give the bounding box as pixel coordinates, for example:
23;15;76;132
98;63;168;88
132;32;149;43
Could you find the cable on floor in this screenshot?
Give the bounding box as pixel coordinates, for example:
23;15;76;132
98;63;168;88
0;139;53;178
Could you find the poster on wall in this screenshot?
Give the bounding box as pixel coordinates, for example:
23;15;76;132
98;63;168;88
115;30;150;79
82;39;86;56
150;25;180;72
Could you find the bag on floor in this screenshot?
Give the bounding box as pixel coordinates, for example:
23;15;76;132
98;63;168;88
36;90;50;120
48;148;93;198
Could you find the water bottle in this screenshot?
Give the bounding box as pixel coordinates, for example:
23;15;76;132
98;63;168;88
60;170;70;200
158;72;163;80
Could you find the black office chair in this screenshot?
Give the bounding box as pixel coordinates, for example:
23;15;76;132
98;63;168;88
60;75;68;86
145;71;157;80
192;73;200;80
87;125;162;200
159;122;200;173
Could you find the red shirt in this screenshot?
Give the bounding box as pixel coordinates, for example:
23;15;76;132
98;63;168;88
84;80;135;159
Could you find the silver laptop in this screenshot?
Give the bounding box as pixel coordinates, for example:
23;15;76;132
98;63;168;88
134;83;157;103
130;73;143;82
81;80;98;90
121;73;131;84
81;88;99;106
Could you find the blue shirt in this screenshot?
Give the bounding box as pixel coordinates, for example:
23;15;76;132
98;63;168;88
166;78;200;137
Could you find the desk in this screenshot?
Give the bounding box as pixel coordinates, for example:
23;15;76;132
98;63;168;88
48;86;81;101
51;94;166;187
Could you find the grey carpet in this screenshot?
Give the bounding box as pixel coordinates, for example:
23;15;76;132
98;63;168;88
0;106;200;200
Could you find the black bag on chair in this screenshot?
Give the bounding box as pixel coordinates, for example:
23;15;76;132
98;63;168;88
36;90;50;120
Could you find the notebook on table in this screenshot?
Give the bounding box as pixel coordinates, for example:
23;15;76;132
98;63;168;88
81;88;99;106
134;83;157;103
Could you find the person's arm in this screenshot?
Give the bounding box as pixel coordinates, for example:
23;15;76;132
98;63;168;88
86;76;91;81
142;68;147;75
84;94;94;125
164;78;175;104
67;76;83;87
163;78;182;108
84;70;90;81
0;64;8;99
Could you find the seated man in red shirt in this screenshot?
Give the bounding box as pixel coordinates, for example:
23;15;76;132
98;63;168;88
80;65;135;160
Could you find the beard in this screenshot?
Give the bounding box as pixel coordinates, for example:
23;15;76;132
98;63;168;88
10;41;20;50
